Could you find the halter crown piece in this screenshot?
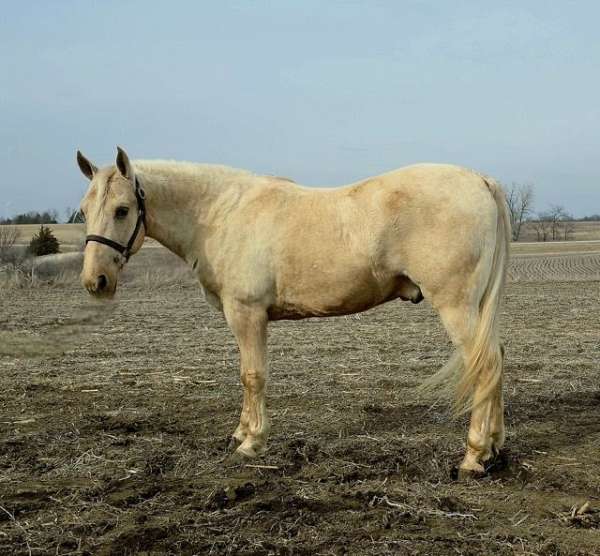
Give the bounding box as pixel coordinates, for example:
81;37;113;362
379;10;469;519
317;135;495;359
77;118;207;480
85;176;146;262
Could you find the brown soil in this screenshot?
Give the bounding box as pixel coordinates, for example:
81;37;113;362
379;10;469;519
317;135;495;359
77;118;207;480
1;247;599;555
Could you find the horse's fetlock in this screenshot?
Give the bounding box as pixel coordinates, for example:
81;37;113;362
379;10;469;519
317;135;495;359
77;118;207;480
467;430;489;454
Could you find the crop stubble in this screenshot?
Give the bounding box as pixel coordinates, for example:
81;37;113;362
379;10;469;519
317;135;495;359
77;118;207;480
0;243;599;554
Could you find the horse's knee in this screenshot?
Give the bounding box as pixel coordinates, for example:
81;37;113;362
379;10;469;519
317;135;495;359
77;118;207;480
241;368;265;392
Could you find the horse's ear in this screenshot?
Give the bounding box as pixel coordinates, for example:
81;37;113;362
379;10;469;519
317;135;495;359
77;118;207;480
116;146;135;182
77;150;97;180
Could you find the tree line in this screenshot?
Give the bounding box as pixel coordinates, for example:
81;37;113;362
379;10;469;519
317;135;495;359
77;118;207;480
0;210;60;225
0;207;85;225
504;183;596;242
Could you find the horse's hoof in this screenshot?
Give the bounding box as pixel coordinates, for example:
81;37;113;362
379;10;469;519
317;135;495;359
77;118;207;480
456;464;486;482
222;449;251;467
486;445;502;467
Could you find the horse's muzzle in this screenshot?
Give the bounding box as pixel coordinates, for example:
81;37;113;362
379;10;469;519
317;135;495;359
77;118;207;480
83;273;116;297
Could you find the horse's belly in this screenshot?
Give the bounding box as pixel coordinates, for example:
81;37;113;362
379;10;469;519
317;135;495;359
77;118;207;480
268;271;420;320
268;292;379;320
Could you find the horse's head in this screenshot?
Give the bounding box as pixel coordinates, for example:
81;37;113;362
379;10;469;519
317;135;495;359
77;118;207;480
77;147;146;298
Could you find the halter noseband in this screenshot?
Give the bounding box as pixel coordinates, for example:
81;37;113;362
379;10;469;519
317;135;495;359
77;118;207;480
85;176;146;262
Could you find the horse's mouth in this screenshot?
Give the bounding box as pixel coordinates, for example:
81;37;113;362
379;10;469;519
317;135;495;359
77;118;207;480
82;274;118;298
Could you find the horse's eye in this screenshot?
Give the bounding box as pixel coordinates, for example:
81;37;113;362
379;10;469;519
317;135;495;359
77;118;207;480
115;206;129;220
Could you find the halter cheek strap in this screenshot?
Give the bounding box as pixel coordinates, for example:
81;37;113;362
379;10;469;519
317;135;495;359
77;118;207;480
85;176;146;262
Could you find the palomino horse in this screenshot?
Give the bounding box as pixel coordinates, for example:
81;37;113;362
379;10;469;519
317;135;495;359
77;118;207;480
77;147;510;476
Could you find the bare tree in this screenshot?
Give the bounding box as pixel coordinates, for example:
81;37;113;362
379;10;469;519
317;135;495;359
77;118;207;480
65;207;85;224
552;206;575;240
505;183;534;241
0;225;20;264
563;218;576;241
547;205;570;241
530;213;551;242
531;206;575;242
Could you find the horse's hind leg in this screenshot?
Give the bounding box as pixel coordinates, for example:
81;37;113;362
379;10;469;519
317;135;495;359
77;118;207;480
224;301;270;459
436;302;505;476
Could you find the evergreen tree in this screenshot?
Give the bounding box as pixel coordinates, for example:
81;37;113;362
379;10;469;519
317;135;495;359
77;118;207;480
28;225;60;256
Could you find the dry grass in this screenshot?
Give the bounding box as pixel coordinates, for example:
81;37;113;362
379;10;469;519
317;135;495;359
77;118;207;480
0;268;82;291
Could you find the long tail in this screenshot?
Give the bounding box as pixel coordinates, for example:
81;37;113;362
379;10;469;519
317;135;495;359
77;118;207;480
454;177;511;412
422;176;511;414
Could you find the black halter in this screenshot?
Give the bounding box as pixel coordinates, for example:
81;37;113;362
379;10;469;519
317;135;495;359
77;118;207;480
85;176;146;262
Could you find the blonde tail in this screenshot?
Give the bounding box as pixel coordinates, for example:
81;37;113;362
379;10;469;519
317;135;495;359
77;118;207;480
454;177;510;412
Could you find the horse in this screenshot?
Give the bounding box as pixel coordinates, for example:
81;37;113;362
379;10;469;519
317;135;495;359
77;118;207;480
77;147;510;477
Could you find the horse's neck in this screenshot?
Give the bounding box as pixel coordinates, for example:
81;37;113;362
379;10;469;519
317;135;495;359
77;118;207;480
134;161;251;262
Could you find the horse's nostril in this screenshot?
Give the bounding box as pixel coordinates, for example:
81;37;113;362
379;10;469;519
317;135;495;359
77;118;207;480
97;275;108;291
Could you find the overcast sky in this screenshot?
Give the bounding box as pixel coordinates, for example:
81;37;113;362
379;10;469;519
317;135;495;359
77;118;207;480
1;1;598;218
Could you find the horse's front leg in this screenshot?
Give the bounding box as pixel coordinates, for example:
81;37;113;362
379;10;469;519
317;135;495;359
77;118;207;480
224;301;270;458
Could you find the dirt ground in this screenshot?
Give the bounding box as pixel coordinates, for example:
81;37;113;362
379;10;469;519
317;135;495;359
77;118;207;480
1;243;599;555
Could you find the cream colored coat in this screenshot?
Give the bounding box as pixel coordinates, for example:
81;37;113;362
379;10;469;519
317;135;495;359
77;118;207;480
78;148;510;477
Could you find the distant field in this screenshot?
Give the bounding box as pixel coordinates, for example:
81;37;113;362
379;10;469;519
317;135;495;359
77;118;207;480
3;224;600;284
4;220;600;247
5;224;85;247
2;224;161;249
512;240;600;255
519;220;600;242
509;240;600;282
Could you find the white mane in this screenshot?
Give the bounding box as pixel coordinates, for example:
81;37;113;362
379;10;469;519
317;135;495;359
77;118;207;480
133;159;258;190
